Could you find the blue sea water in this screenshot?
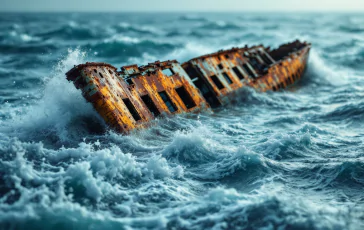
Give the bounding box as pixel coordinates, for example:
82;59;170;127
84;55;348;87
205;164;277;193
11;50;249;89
0;12;363;229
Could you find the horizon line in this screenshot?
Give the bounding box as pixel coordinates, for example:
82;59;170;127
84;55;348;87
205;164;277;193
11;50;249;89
1;10;363;13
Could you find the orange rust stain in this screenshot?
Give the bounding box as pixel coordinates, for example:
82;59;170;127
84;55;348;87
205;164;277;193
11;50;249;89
66;40;311;134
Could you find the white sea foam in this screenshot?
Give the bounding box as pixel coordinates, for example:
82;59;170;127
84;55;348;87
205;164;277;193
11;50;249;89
8;49;103;141
308;49;350;85
162;42;216;62
8;30;40;43
103;34;141;44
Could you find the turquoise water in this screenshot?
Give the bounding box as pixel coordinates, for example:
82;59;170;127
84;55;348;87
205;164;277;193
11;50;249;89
0;12;363;229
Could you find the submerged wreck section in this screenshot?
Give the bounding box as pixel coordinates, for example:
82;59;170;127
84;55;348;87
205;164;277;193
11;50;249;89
66;40;311;134
66;60;209;133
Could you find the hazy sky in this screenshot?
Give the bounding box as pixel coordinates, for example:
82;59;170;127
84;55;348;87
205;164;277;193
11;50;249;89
2;0;364;12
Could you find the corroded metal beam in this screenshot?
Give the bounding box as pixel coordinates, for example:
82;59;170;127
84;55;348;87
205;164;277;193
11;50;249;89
66;40;311;134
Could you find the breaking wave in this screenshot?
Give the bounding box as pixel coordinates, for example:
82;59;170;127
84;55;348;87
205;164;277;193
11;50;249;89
2;49;104;145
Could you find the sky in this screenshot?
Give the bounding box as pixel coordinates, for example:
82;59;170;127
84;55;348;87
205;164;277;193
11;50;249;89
2;0;364;12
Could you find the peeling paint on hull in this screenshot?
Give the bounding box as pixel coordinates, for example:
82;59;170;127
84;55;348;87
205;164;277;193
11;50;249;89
66;40;311;134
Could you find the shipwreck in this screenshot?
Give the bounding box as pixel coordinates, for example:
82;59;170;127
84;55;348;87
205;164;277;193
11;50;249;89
66;40;311;134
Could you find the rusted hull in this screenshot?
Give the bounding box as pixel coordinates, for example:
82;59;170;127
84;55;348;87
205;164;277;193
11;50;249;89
249;43;310;92
66;40;311;134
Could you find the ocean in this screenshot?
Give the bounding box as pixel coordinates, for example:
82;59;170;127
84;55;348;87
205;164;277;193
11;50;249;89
0;12;363;229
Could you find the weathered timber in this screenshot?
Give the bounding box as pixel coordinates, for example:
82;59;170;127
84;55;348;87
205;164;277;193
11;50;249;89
66;39;311;134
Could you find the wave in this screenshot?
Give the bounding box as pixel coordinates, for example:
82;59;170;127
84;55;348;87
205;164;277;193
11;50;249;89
346;50;364;70
0;136;184;229
0;134;184;201
102;34;141;44
165;30;184;37
0;186;355;229
299;49;349;88
87;39;181;59
197;21;242;30
0;132;360;229
282;158;364;193
251;130;312;161
35;24;105;40
1;49;104;145
0;31;41;44
159;123;313;182
337;25;364;33
165;30;206;38
178;15;208;22
318;101;364;123
323;39;361;53
230;87;297;110
164;188;351;230
0;43;58;55
238;15;269;22
158;41;216;62
161;127;217;165
0;55;46;70
333;160;364;187
115;23;164;36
